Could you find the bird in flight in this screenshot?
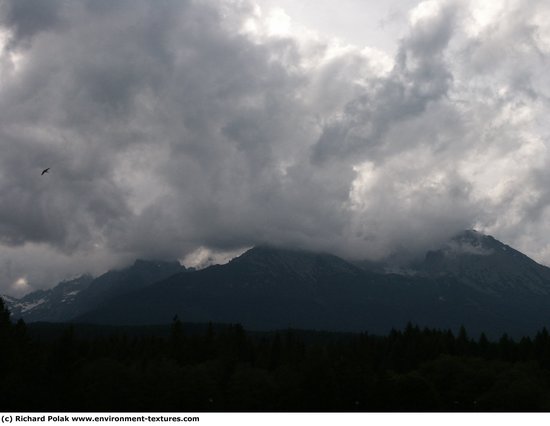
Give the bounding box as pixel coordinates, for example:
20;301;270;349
41;168;50;175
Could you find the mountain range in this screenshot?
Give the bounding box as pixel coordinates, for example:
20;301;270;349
3;259;184;323
4;230;550;337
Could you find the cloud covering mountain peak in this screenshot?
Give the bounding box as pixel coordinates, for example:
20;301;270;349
1;0;549;293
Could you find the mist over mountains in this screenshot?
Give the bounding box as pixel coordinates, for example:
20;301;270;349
4;230;550;338
2;0;550;296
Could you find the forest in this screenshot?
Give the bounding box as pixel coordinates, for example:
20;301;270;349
3;298;550;412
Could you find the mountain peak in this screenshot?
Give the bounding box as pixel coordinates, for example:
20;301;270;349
236;244;354;260
230;245;362;279
233;245;311;261
453;229;483;243
434;229;499;257
450;229;503;252
132;259;183;269
413;230;550;295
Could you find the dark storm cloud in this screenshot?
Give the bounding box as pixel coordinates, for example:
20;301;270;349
0;0;325;275
1;0;550;293
0;0;65;46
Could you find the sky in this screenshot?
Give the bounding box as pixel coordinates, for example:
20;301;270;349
1;0;550;296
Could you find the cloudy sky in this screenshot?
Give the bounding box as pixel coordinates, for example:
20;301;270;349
1;0;550;296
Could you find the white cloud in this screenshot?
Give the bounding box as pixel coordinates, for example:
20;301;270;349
410;0;443;26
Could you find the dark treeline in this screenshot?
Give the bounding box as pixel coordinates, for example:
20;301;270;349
3;299;550;411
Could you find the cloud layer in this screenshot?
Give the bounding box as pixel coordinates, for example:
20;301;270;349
1;0;550;294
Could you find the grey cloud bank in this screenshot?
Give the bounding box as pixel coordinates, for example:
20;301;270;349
0;0;549;295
